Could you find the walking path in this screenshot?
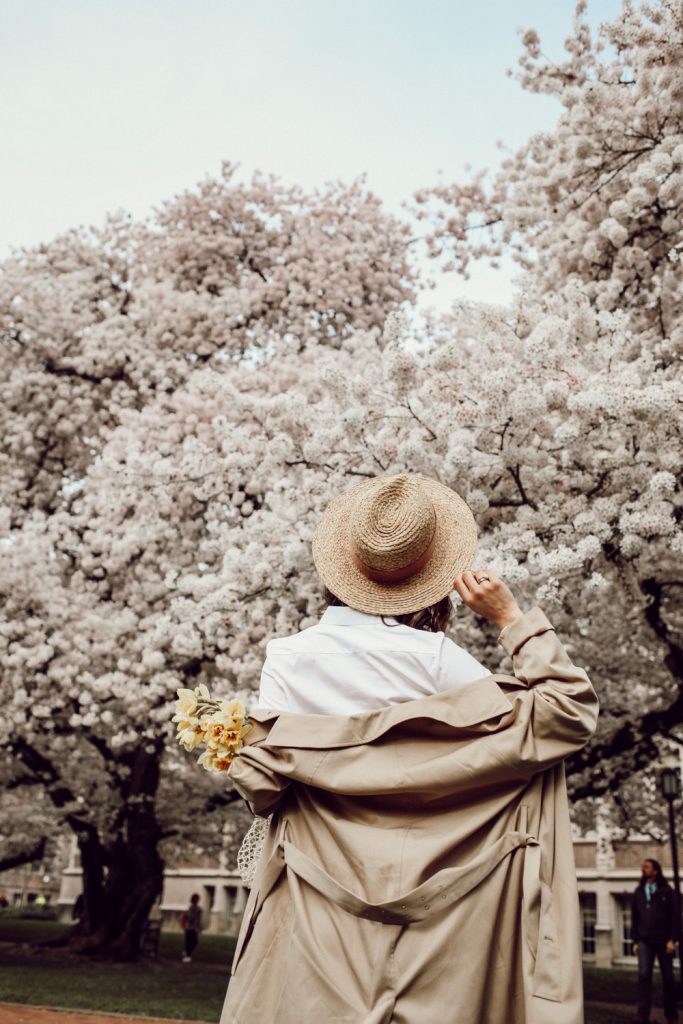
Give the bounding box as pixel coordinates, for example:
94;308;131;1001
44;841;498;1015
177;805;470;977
0;1007;212;1024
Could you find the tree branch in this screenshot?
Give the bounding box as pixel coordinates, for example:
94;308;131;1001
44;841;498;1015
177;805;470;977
569;576;683;799
0;835;48;873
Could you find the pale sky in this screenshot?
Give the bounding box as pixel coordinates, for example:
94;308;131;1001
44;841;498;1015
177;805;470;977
0;0;622;306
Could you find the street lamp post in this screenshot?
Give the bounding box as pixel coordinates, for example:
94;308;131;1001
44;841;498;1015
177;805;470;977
660;764;683;995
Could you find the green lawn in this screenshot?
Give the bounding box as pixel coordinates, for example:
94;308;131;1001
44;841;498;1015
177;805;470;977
0;951;228;1020
0;918;236;1020
0;918;70;945
0;917;236;966
584;1007;634;1024
584;965;639;1002
584;964;666;1006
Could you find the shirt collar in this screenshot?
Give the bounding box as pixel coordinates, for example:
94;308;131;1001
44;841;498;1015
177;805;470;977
321;606;398;627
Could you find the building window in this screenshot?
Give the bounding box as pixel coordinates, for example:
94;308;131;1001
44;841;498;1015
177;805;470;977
580;894;596;956
617;896;634;957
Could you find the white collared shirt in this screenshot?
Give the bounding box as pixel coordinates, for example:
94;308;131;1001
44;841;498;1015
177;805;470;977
257;605;490;715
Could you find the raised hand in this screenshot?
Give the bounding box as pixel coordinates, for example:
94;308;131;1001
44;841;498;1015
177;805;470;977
452;568;523;631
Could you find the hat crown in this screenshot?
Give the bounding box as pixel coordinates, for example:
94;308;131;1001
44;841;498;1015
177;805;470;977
350;474;437;572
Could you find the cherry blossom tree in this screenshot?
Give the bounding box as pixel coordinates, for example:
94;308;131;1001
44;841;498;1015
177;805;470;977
0;164;415;520
0;170;415;958
410;0;683;824
414;0;683;352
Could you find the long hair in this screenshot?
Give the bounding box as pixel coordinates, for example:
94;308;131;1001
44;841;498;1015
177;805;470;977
641;858;664;884
323;588;453;634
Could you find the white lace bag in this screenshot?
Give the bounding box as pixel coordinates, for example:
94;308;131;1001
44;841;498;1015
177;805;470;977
236;814;272;888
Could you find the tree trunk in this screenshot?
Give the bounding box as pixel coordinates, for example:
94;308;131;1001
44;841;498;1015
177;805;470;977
70;825;107;939
68;743;165;960
77;833;164;960
15;733;166;960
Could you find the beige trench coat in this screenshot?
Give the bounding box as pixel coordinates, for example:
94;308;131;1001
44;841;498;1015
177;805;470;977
221;607;599;1024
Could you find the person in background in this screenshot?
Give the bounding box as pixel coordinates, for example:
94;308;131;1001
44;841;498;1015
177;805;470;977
632;857;679;1024
181;893;202;963
71;892;84;921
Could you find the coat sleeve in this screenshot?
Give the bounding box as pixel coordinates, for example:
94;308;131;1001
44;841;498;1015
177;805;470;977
228;719;292;817
493;606;599;775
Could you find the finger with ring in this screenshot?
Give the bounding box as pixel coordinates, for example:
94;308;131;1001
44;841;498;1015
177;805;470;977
461;570;479;591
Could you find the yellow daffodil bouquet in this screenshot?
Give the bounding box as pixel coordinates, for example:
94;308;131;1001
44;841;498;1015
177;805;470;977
173;684;251;773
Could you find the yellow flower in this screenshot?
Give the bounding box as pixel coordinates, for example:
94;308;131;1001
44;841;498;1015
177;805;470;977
202;701;247;749
213;754;234;771
172;711;199;732
197;749;215;771
217;699;246;727
197;748;234;773
177;727;203;752
209;710;237;729
205;719;242;748
175;688;198;717
172;689;248;773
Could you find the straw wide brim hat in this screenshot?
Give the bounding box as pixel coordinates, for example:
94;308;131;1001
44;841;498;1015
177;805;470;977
312;473;478;616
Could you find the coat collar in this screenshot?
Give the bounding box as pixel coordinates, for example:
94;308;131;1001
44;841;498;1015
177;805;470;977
250;673;520;750
319;606;398;627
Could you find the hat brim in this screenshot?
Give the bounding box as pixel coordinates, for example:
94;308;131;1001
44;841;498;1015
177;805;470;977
312;475;477;615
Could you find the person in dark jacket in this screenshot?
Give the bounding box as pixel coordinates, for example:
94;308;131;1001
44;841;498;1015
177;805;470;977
181;893;202;963
632;858;680;1024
